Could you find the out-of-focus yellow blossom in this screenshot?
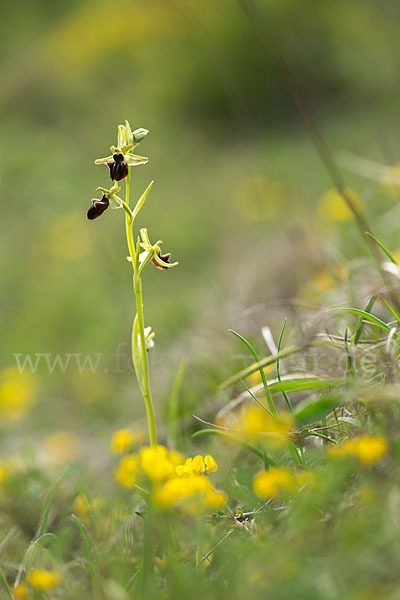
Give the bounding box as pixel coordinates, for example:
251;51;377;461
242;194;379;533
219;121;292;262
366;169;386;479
176;454;218;476
41;1;171;71
40;431;78;464
253;467;295;499
72;495;90;522
27;569;61;591
390;249;400;264
312;268;336;293
247;364;274;389
328;436;388;465
153;474;226;513
240;406;294;446
110;428;144;454
13;583;29;599
140;445;183;482
298;262;348;303
0;461;9;484
115;454;139;488
168;450;185;469
0;367;36;421
317;187;363;222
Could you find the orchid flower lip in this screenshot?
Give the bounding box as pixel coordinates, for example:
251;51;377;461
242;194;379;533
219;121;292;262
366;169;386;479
87;194;110;220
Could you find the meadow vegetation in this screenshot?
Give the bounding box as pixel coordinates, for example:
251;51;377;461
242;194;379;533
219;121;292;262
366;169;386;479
2;1;400;598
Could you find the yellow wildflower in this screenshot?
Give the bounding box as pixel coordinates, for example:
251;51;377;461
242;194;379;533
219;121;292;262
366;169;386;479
0;367;36;422
72;495;89;522
110;428;144;454
153;474;226;512
204;455;218;473
140;445;176;482
246;364;274;388
176;454;218;476
40;431;78;464
115;454;139;488
240;406;293;446
0;461;9;484
354;436;388;464
27;569;61;590
13;583;29;599
253;467;295;499
167;449;185;469
328;436;388;465
317;186;363;222
176;457;195;476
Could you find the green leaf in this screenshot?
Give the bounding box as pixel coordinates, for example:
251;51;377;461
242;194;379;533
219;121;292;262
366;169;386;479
294;395;341;426
229;329;276;415
353;296;377;345
132;314;146;396
219;345;302;390
131;181;154;222
267;377;343;395
328;307;392;334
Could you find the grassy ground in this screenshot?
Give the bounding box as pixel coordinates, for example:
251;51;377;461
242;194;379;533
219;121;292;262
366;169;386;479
2;1;400;598
2;113;400;598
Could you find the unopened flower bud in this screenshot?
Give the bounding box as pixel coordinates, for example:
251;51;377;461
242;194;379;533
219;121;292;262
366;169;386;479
107;153;129;181
132;128;149;144
87;194;110;220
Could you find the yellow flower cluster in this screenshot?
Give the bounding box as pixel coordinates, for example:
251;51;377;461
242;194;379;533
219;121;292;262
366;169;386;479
176;454;218;476
114;445;185;488
153;474;227;513
239;406;294;446
114;445;226;513
140;445;183;481
253;467;315;499
110;428;145;454
13;583;29;600
22;569;61;592
114;454;139;489
253;467;295;499
328;436;388;465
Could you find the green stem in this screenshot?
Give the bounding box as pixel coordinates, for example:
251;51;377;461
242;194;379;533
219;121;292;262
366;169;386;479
125;171;136;263
124;168;157;446
134;272;157;445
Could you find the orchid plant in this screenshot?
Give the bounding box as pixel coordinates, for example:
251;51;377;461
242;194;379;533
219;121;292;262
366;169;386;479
88;121;178;445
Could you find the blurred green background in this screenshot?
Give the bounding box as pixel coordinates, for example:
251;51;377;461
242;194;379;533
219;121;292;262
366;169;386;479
1;0;400;452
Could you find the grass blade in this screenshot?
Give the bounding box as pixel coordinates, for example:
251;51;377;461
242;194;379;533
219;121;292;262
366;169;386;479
219;344;302;390
276;319;293;413
353;296;377;345
366;232;398;264
229;329;277;416
328;307;391;334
